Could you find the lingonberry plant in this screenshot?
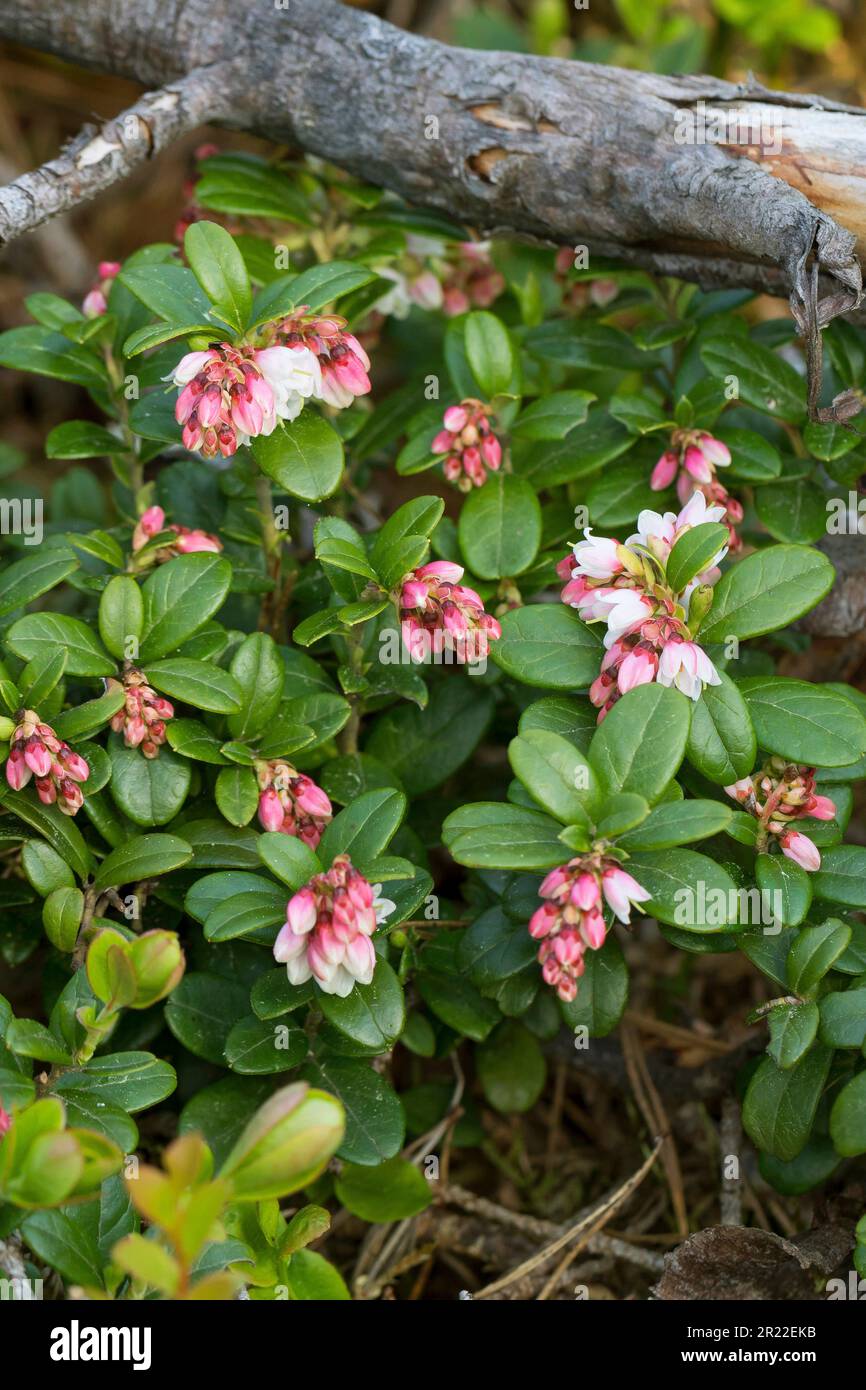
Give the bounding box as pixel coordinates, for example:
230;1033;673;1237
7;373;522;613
1;147;866;1299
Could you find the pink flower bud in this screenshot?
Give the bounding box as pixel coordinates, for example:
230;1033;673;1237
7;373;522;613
24;739;52;778
650;450;679;491
5;746;29;790
287;888;318;935
570;872;600;911
443;405;469;433
780;831;821;872
683;445;713;484
580;908;607;950
258;789;285;832
807;794;836;821
698;434;731;468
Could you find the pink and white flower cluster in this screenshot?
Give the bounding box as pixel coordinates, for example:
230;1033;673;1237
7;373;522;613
132;504;222;561
273;307;371;409
553;248;619;313
559;494;725;720
82;260;121;318
171;342;321;459
274;854;381;997
255;759;333;849
530;857;650;1002
651;429;743;548
107;670;174;760
725;759;836;872
440;242;505;317
6;710;89;816
432;399;502;490
399;561;502;664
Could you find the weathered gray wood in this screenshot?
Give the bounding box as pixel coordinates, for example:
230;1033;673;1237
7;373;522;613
1;0;865;419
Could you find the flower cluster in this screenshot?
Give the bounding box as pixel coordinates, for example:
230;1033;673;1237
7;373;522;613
5;710;89;816
255;759;333;849
132;504;222;560
725;759;836;871
273;308;371;408
371;237;503;320
439;241;505;317
651;429;743;547
553;248;619;313
82;260;121;318
108;669;174;759
530;856;650;1002
171;342;320;459
559;493;725;719
274;854;386;997
432;399;502;490
399;561;502;664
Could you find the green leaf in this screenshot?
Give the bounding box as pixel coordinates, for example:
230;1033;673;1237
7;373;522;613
119;262;212;323
318;960;405;1049
144;658;243;714
457;907;537;985
301;1056;404;1166
366;680;493;796
248;261;376;328
829;1070;866;1156
6;612;114;676
511;390;595;440
476;1020;546;1112
0;326;107;389
457;473;541;579
226;633;284;739
819;987;866;1048
786;919;851;994
491;604;603;689
257;832;321;889
666;523;729;593
700;336;807;424
335;1156;432;1222
215;766;259;826
224;1015;306;1074
184;221;252;331
318;788;405;864
443;802;565;870
94;833;193;890
767;1002;819;1069
0;789;93;878
737;677;866;768
814;847;866;907
0;549;79;619
108;740;191;826
53;1052;177;1113
20;1210;102;1287
98;576;143;662
139;553;232;660
285;1248;350;1300
589;684;690;804
627;849;739;930
165;972;249;1064
416;970;500;1042
252;413;344;502
755;854;812;928
5;1019;72;1064
698;546;834;643
558;935;629;1037
508;729;600;823
718;428;782;482
686;673;756;784
53;689;126;742
21;839;74;896
617;799;731;850
43;887;83;952
742;1045;832;1161
464;310;515;397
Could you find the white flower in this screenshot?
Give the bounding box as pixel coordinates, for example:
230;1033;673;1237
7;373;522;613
599;589;654;647
572;529;622;580
372;267;412;319
254;345;322;429
657;639;721;700
372;884;396;925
